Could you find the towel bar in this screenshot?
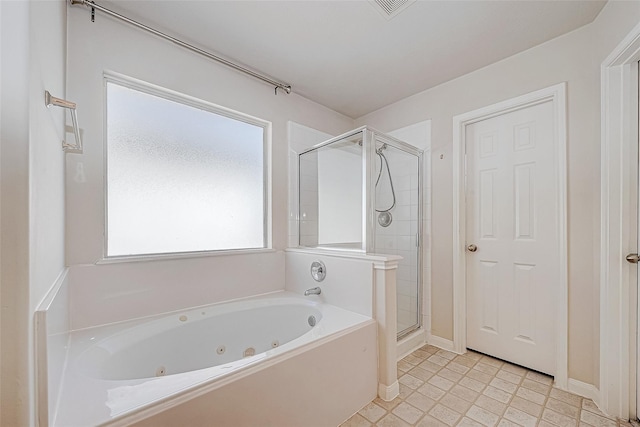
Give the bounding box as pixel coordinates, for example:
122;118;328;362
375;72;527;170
45;90;83;153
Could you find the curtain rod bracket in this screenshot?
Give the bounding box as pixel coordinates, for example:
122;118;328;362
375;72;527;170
275;85;292;95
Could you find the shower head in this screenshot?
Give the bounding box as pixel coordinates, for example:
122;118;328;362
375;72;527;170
376;143;388;155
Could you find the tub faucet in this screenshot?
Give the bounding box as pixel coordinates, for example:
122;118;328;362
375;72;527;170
304;286;321;296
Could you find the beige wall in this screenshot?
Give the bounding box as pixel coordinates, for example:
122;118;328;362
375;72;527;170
65;6;354;266
1;1;67;426
1;3;30;425
61;6;355;340
356;1;640;386
4;5;638;426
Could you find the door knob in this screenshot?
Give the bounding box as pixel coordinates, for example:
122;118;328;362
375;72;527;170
626;253;640;264
467;244;478;252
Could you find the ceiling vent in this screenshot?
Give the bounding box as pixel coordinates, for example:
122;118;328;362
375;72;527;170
369;0;416;20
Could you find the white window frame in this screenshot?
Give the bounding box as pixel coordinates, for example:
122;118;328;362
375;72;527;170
102;71;272;262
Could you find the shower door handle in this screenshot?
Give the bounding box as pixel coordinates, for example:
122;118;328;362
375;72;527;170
467;244;478;253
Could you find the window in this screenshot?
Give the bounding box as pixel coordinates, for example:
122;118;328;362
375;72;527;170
105;77;269;257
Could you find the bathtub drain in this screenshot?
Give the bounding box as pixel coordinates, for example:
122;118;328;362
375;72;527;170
308;315;317;327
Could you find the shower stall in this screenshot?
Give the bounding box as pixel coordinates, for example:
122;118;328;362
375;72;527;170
298;126;423;338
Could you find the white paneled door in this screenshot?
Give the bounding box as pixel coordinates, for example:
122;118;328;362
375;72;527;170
631;62;640;421
465;101;558;375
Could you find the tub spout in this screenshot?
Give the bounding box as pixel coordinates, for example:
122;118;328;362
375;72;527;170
304;286;321;296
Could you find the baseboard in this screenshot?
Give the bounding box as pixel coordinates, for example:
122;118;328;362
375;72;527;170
397;329;427;360
427;334;456;353
378;381;399;402
567;378;600;405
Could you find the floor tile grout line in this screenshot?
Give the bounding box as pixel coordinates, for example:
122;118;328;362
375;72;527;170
352;345;620;427
495;361;525;426
404;353;435;425
576;399;584;427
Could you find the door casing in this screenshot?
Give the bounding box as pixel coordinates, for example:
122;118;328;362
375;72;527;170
452;83;568;389
600;21;640;420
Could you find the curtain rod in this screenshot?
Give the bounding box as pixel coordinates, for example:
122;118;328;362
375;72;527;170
69;0;293;95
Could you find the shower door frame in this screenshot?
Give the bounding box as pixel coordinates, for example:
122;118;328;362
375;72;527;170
298;127;371;252
297;126;424;338
368;129;424;339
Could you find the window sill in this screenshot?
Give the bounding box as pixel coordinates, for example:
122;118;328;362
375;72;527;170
96;248;277;265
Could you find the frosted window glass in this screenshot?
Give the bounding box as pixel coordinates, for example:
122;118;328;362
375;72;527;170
106;82;265;256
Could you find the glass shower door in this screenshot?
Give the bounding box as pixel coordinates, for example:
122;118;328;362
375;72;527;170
372;141;421;338
299;131;364;250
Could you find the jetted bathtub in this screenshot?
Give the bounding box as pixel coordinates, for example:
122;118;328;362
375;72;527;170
53;291;377;426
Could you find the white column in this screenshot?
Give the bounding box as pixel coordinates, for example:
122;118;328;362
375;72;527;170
373;258;400;401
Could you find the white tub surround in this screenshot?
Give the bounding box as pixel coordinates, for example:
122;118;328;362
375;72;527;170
35;269;70;427
51;292;375;426
68;250;285;330
285;248;401;401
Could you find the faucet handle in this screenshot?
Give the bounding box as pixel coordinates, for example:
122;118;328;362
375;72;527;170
310;261;326;282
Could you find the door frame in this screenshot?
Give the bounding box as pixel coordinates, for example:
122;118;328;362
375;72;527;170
452;83;568;389
600;21;640;420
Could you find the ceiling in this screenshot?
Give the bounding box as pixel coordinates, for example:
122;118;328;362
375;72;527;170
98;0;606;118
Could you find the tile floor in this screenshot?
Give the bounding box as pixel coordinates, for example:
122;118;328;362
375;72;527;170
341;345;634;427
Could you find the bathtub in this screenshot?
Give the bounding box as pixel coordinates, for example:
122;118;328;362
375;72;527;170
53;291;377;426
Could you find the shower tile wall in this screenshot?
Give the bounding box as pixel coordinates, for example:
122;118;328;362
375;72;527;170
387;122;431;339
374;152;420;334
